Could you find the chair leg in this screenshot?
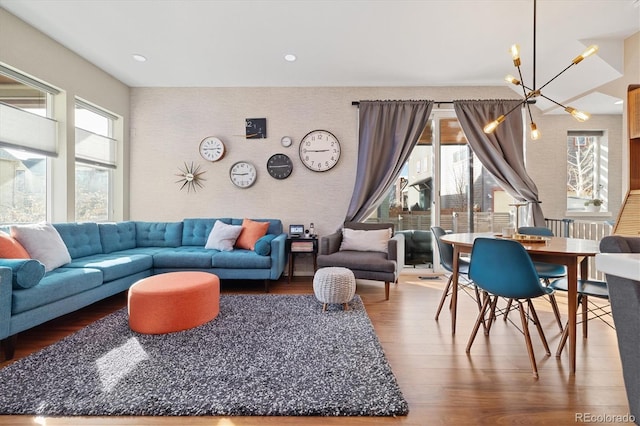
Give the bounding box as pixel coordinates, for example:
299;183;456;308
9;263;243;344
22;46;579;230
485;295;500;335
548;293;564;332
556;323;570;357
527;299;551;356
518;300;540;379
384;281;390;301
466;292;492;353
503;298;514;322
435;275;453;320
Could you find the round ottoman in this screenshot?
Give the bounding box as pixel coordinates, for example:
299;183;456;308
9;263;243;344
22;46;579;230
128;271;220;334
313;267;356;312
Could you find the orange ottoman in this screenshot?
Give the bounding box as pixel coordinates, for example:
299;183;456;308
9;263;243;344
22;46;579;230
127;271;220;334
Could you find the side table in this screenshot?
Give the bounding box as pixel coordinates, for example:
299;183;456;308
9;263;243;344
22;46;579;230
286;237;318;283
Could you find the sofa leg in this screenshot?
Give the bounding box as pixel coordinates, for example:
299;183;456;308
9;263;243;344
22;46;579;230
385;281;390;300
1;335;17;361
264;280;270;293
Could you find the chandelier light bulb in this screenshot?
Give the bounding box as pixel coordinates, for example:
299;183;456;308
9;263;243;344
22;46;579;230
510;44;521;66
565;107;591;122
572;45;599;64
483;115;505;134
505;74;521;85
530;123;541;140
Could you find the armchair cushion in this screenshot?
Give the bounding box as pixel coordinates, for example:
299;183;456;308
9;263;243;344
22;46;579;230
339;228;391;253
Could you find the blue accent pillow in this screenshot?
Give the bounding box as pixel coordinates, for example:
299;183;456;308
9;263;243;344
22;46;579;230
254;234;277;256
0;259;46;289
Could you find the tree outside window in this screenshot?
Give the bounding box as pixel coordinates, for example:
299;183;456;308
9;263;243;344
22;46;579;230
566;131;607;212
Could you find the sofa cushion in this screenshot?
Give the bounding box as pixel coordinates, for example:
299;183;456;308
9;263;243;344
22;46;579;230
53;222;103;259
135;222;183;247
12;267;103;314
254;234;277;256
11;223;72;272
206;221;243;251
211;250;271;269
0;259;46;289
64;253;153;282
230;218;283;236
98;222;137;253
339;228;391;253
153;247;218;268
235;219;270;250
182;218;232;246
0;231;30;259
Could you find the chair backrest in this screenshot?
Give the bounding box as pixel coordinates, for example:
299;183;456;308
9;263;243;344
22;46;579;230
431;226;454;272
518;226;554;237
344;222;394;233
468;238;547;299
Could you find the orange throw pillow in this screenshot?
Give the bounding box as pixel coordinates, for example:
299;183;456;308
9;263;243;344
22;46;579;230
235;219;270;250
0;231;31;258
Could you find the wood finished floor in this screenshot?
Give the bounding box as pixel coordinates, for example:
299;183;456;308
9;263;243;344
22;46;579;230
0;271;629;426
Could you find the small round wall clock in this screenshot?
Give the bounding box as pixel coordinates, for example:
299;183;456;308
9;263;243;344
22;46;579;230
267;153;293;179
229;161;257;188
281;136;293;148
299;129;341;172
199;136;225;162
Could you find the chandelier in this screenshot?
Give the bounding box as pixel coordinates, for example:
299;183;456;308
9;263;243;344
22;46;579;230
483;0;599;140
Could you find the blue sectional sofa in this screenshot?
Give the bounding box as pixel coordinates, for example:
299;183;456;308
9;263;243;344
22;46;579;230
0;218;286;360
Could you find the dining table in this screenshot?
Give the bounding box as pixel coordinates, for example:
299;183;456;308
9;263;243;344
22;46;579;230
439;232;600;375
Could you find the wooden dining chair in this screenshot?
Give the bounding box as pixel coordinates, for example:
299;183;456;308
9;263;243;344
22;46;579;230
466;237;553;378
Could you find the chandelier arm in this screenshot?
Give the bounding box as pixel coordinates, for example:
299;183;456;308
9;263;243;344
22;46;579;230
515;66;529;99
502;99;529;120
536;92;568;109
525;102;535;123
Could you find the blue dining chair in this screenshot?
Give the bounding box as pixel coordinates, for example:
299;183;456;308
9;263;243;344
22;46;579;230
516;226;565;331
466;237;553;379
431;226;480;333
549;277;612;357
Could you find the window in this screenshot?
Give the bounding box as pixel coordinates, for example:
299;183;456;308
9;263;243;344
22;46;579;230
566;130;608;212
74;100;117;222
0;67;56;223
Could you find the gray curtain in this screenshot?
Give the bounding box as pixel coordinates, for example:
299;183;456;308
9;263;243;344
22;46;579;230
453;99;545;226
346;100;433;222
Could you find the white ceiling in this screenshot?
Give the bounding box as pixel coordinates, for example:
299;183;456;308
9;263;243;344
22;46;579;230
1;0;639;115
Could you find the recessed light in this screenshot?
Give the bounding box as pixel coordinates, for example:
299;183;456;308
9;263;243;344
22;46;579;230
132;54;147;62
284;54;297;62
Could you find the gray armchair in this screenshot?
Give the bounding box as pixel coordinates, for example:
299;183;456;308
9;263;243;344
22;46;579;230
317;222;404;300
599;235;640;423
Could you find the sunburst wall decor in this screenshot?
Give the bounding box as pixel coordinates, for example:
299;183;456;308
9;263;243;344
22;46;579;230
175;161;206;192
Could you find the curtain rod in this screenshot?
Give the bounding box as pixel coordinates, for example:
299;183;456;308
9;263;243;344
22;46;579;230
351;100;535;106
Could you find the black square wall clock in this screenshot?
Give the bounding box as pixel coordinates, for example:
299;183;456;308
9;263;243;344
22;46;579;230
245;118;267;139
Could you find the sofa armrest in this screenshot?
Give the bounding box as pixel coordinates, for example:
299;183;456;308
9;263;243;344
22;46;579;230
319;231;342;255
0;266;12;340
389;233;405;271
269;233;287;280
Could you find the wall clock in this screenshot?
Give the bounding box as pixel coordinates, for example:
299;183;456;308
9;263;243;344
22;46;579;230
229;161;257;188
267;153;293;180
246;118;267;139
299;129;341;172
175;162;206;192
199;136;225;162
281;136;293;148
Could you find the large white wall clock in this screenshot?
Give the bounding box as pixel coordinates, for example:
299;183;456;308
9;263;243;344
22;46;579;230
299;129;341;172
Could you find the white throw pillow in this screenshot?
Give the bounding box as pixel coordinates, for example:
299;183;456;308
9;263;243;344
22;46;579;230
11;223;72;272
339;228;391;253
205;221;243;251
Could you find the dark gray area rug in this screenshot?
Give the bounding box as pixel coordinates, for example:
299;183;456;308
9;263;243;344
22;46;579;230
0;295;408;417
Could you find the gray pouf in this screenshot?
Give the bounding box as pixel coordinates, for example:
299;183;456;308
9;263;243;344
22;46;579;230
313;267;356;312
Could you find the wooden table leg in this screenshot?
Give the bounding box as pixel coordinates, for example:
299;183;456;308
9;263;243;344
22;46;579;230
566;260;579;375
451;245;461;335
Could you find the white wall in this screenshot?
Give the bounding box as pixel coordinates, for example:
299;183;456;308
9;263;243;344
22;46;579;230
0;8;131;222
